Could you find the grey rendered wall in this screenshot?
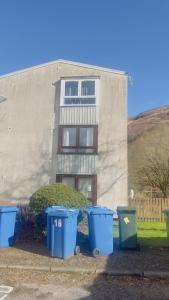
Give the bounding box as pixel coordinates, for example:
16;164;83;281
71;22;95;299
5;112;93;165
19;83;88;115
0;61;127;208
0;67;55;201
96;73;128;209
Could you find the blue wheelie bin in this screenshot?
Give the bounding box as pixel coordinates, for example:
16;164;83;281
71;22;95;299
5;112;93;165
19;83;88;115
84;206;115;257
45;206;65;250
48;208;79;259
0;206;18;248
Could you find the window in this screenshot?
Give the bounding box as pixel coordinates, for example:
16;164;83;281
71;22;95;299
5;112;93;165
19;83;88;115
78;177;92;199
63;128;76;147
79;127;94;147
62;176;75;189
81;80;95;96
60;78;99;106
56;175;97;203
65;81;78;96
58;125;98;154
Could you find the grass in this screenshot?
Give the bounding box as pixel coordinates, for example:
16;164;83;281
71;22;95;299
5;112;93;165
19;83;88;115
137;221;169;248
81;218;169;248
113;220;169;248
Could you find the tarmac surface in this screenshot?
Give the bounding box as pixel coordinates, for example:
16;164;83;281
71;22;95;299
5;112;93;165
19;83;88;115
1;269;169;300
0;240;169;273
0;240;169;299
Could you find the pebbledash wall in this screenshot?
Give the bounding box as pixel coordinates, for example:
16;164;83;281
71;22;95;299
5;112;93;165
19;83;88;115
0;60;128;209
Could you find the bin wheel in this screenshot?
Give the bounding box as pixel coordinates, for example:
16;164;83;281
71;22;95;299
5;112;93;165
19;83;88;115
74;246;80;255
92;248;100;257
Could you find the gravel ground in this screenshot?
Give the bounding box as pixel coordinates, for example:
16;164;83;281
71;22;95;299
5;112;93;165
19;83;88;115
1;269;169;300
0;224;169;299
0;239;169;273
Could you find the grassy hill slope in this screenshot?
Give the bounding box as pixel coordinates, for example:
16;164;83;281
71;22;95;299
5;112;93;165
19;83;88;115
128;106;169;191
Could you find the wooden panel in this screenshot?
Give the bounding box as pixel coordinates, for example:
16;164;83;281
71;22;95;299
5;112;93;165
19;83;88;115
59;106;98;125
56;154;97;175
129;197;169;222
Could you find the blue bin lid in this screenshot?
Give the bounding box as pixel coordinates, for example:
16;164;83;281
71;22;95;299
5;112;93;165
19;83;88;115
48;208;79;218
84;206;115;216
45;205;65;214
0;206;18;213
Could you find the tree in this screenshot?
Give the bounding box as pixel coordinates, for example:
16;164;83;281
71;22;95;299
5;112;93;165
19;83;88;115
137;155;169;198
136;125;169;197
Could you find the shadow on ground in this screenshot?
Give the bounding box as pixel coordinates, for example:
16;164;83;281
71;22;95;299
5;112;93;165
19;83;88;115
79;239;169;300
12;218;169;299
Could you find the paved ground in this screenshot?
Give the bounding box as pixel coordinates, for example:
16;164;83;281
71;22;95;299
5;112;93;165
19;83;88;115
0;240;169;272
1;269;169;300
0;237;169;299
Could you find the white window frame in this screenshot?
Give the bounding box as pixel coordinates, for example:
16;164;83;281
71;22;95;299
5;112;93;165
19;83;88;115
60;78;99;106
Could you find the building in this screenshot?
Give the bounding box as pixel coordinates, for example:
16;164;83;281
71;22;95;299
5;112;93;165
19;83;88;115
0;59;128;209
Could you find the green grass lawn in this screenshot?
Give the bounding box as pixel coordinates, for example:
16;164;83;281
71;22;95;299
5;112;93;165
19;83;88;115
137;221;169;247
113;220;169;248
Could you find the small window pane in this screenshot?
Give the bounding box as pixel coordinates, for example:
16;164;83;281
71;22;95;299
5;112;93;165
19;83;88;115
65;81;78;96
81;81;95;96
64;97;95;105
79;128;94;147
77;148;94;153
62;177;75;189
63;128;76;146
62;148;76;153
78;177;92;198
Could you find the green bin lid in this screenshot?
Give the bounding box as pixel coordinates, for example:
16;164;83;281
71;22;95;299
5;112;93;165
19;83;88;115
117;206;136;214
163;209;169;215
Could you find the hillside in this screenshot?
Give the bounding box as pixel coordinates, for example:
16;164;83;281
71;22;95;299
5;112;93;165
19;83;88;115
128;106;169;142
128;106;169;191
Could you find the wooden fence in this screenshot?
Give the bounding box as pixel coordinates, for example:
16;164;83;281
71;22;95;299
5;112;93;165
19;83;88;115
129;198;169;222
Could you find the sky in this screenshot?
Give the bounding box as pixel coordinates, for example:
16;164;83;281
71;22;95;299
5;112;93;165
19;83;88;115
0;0;169;116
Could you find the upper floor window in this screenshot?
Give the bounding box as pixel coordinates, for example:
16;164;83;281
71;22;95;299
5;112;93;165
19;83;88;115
58;125;98;154
60;78;99;106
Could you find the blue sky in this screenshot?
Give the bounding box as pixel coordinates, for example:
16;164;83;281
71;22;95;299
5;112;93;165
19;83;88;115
0;0;169;116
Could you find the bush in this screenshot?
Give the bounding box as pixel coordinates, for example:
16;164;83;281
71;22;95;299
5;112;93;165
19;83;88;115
133;191;150;201
15;204;32;234
29;183;89;235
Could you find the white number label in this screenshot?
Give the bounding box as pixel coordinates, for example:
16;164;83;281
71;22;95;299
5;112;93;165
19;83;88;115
54;219;62;227
58;219;62;227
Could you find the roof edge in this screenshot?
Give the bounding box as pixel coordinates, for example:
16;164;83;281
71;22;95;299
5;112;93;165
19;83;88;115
0;59;127;80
